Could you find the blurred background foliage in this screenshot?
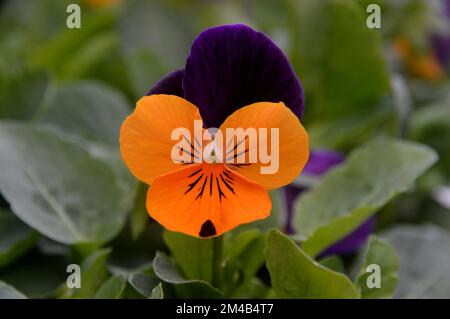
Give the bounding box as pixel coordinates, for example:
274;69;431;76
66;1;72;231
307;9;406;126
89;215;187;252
0;0;449;299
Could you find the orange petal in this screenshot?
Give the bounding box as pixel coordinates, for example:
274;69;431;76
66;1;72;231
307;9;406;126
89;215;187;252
146;163;271;237
120;94;202;184
219;102;309;190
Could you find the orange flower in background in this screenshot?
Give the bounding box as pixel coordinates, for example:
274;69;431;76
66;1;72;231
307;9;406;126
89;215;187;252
84;0;122;9
120;95;308;238
393;36;444;82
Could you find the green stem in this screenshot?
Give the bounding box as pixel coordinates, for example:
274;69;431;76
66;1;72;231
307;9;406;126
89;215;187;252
212;235;224;289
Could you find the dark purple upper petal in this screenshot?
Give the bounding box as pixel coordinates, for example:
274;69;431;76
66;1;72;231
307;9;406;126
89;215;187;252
183;24;304;128
147;69;185;97
284;149;374;256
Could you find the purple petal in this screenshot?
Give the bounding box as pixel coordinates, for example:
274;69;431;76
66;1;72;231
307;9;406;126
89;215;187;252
433;35;450;67
445;0;450;16
147;69;185;97
183;24;304;128
432;0;450;66
319;217;376;257
303;150;345;176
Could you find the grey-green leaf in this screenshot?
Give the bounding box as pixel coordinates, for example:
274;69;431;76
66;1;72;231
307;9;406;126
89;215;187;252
95;274;127;299
153;252;222;298
150;283;164;299
294;139;437;256
0;281;27;299
41;81;129;147
128;273;161;299
355;236;400;298
0;122;130;245
74;249;111;298
0;209;38;267
383;224;450;298
265;229;360;299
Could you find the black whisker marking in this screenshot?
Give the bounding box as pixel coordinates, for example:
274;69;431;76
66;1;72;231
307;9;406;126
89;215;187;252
196;176;208;200
209;173;213;195
230;163;251;168
227;148;249;162
220;174;235;194
216;177;226;201
226;136;248;155
223;170;234;180
177;146;201;160
188;168;202;178
183;135;199;154
184;174;203;194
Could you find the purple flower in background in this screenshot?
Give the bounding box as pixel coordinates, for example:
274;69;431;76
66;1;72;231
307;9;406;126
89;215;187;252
147;24;304;128
433;0;450;66
284;150;375;256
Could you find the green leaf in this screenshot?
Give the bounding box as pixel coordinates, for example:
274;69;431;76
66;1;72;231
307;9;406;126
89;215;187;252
150;283;164;299
41;81;130;147
265;229;359;298
294;139;437;256
152;252;222;298
0;253;67;298
0;281;27;299
131;183;150;240
95;274;127;299
0;69;48;120
355;236;399;298
30;10;117;76
119;0;194;69
128;273;161;299
410;92;450;178
383;224;450;298
0;209;38;267
83;142;136;194
291;0;389;121
308;105;395;150
125;50;168;99
225;230;266;279
58;32;117;79
0;122;131;245
319;256;345;274
74;249;111;298
223;230;267;297
230;278;271;299
163;231;214;283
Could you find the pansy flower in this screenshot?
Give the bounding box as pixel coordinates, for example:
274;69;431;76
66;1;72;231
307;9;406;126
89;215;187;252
120;24;309;238
284;150;375;256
